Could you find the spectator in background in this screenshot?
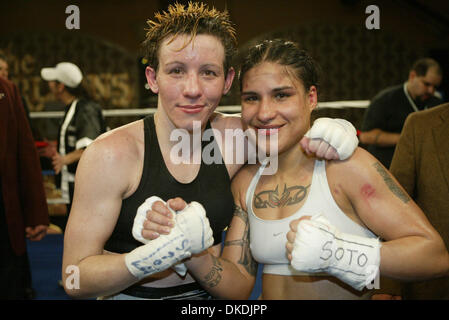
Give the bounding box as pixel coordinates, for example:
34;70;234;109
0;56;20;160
1;53;41;299
0;77;49;299
390;103;449;299
360;58;443;168
40;62;106;231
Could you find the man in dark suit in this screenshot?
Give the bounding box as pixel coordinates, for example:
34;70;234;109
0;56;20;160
390;103;449;299
0;77;49;299
360;58;443;168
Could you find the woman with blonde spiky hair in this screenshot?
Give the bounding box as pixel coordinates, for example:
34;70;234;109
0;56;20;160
62;2;357;300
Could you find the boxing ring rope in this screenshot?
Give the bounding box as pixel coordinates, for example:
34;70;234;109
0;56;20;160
29;100;370;119
33;100;369;204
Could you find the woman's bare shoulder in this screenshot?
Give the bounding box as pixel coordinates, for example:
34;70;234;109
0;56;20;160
78;120;145;179
76;120;146;198
326;147;397;202
327;147;379;175
231;163;261;210
89;120;144;161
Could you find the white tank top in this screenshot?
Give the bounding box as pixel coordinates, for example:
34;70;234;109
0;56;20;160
246;160;376;276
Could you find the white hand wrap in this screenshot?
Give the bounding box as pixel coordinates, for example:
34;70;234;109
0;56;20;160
305;118;358;160
291;215;381;291
126;196;214;280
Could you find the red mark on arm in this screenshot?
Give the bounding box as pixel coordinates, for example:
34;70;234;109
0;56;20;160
361;184;376;199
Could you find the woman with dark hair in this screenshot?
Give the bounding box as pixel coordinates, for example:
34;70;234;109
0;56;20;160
178;39;449;299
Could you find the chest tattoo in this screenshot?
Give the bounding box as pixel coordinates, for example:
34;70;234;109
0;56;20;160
254;183;311;209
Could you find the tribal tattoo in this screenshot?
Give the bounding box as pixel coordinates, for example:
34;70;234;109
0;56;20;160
201;255;223;288
373;162;411;204
223;206;258;276
254;183;311;209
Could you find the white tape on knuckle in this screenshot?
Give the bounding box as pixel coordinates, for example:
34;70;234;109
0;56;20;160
132;196;163;244
189;201;206;216
291;214;381;291
311;214;330;225
337;145;350;160
335;118;357;135
128;197;214;279
291;237;320;271
329;127;345;149
329;235;381;291
291;252;304;270
308;118;358;160
321;125;334;143
309;119;330;139
336;136;358;160
132;218;145;243
196;220;213;253
292;216;330;268
176;201;213;254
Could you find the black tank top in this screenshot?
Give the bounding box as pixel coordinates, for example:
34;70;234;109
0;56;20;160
104;115;234;253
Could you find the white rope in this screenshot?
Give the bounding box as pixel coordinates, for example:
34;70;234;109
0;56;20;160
29;100;370;119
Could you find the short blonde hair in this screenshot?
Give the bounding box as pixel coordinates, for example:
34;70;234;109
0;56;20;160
142;1;237;73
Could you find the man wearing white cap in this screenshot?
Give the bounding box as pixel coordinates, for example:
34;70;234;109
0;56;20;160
41;62;105;231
